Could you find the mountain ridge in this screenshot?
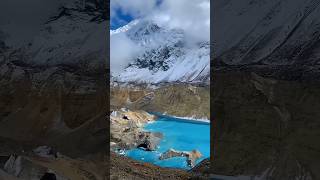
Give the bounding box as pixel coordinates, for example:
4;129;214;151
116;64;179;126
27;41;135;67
213;0;320;77
111;19;210;84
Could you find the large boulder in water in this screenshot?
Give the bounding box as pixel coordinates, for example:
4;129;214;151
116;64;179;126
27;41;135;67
137;132;163;151
159;149;202;168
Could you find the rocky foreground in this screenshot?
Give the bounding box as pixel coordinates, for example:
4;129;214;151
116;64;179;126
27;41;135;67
110;152;210;180
0;145;107;179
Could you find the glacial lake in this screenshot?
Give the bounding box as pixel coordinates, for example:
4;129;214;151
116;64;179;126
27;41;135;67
125;115;210;170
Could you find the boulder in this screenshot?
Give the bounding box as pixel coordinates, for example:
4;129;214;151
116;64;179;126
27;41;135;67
33;146;59;159
4;155;50;179
159;149;202;168
137;132;163;151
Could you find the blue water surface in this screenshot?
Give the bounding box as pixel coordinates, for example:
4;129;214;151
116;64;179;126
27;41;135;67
125;115;210;170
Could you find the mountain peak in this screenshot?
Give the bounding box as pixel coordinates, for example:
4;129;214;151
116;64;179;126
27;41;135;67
110;19;140;35
111;19;209;84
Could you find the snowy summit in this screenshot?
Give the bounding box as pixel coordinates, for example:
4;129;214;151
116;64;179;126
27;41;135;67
110;19;210;84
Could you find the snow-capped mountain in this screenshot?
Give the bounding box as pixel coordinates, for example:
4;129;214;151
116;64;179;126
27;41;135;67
213;0;320;68
0;0;107;70
111;19;210;84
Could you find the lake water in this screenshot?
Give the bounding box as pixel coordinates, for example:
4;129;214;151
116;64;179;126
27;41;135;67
125;115;210;170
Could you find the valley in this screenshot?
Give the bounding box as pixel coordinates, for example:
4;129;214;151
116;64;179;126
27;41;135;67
111;83;210;120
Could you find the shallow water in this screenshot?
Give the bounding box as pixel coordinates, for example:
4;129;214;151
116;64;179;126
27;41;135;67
125;115;210;170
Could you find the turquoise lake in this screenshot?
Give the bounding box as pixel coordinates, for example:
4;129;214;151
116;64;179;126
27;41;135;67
125;115;210;170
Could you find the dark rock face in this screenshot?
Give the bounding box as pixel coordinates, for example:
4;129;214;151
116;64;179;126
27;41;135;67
212;72;320;179
128;45;180;72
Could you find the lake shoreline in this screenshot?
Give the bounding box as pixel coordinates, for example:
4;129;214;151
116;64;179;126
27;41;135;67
151;112;210;124
125;113;210;170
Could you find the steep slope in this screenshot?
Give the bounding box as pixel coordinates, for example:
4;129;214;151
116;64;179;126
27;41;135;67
0;0;107;157
213;0;320;80
0;0;107;69
111;84;210;119
212;1;320;179
111;19;210;84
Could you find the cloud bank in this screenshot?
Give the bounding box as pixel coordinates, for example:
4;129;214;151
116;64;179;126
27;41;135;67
152;0;210;43
110;32;139;76
110;0;210;75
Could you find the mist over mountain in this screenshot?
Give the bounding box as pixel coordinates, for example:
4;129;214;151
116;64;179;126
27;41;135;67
110;0;209;84
110;19;209;84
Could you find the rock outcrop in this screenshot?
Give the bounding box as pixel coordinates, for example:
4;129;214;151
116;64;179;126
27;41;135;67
110;109;163;151
159;149;202;168
3;155;65;180
0;149;106;180
136;132;163;151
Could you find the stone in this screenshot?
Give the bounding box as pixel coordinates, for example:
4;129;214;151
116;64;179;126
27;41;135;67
33;146;58;159
159;149;202;168
137;132;163;151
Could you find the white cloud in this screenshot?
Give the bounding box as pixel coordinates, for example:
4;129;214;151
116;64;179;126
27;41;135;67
152;0;210;44
110;33;140;75
111;0;210;43
110;0;210;74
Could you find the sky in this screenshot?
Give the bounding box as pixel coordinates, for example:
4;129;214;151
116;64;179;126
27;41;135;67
110;0;210;75
110;0;162;29
110;8;134;30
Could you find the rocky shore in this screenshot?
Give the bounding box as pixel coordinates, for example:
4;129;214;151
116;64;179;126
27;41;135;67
110;109;163;152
